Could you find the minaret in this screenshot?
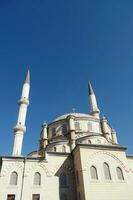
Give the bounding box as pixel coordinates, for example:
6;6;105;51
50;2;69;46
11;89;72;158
39;122;48;150
88;81;100;118
12;70;30;156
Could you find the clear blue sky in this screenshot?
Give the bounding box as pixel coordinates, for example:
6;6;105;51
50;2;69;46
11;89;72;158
0;1;133;155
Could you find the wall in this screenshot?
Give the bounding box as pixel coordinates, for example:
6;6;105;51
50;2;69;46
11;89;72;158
79;146;133;200
0;154;76;200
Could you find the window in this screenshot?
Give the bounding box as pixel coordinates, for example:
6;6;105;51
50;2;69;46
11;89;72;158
62;124;67;134
88;140;91;144
60;172;67;187
60;193;67;200
76;170;79;185
88;122;92;131
97;139;101;144
62;145;66;152
116;167;124;180
75;122;80;130
7;195;15;200
54;146;56;152
32;194;40;200
52;127;56;136
10;172;18;185
34;172;41;185
103;163;111;180
90;166;98;180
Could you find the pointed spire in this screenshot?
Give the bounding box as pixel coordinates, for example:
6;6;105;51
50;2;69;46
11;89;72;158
88;81;100;118
88;81;94;95
25;69;30;84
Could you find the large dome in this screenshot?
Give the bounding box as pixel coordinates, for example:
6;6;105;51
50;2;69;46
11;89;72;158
53;112;92;122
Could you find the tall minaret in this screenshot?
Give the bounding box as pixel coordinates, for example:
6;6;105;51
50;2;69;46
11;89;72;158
12;70;30;156
88;81;100;118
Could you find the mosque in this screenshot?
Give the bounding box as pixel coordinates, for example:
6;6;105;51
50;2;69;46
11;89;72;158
0;71;133;200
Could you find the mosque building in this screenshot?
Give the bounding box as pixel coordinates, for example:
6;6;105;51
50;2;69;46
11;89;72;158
0;71;133;200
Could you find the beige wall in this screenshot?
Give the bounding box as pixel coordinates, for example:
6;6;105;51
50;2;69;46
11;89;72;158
1;147;133;200
77;146;133;200
0;154;76;200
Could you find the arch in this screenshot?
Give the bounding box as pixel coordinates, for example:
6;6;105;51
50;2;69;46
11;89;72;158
59;172;67;187
85;151;130;173
62;124;67;134
103;162;111;180
88;140;91;144
62;145;66;152
52;127;56;136
116;167;124;180
90;166;98;180
2;162;23;177
34;172;41;185
10;171;18;185
54;146;57;152
88;122;92;131
60;193;67;200
97;139;101;144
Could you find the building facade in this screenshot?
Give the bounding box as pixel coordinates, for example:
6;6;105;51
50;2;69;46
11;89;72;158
0;71;133;200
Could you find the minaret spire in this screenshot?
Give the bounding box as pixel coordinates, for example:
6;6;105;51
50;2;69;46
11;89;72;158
88;81;94;95
12;70;30;156
88;81;100;118
25;69;30;84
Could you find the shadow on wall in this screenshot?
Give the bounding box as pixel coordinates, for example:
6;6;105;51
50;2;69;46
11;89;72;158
55;155;76;200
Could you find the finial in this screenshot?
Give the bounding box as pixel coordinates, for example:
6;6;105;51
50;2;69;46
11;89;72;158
72;108;76;113
102;115;106;120
42;121;47;127
25;69;30;84
88;81;94;95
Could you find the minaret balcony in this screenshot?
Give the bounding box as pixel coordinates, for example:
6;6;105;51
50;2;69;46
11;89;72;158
18;98;29;106
13;124;26;133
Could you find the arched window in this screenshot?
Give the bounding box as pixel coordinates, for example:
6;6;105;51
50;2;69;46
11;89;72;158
52;127;56;136
90;166;98;180
34;172;41;185
60;193;67;200
103;163;111;180
62;124;67;134
62;145;66;152
10;171;18;185
116;167;124;180
59;172;67;187
54;146;56;152
88;140;91;144
88;122;92;131
97;139;101;144
75;122;80;130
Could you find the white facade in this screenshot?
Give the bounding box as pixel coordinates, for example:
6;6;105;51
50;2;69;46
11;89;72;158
0;72;133;200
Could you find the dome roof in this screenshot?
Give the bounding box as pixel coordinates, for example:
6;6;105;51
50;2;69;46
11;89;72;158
53;112;92;122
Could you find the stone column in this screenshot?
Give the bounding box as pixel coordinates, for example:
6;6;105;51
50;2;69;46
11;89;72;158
40;122;48;149
111;128;118;144
101;117;112;142
68;115;76;151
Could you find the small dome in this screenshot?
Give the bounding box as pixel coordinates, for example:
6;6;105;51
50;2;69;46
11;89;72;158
53;112;92;122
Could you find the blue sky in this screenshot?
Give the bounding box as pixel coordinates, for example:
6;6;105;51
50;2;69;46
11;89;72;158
0;1;133;155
